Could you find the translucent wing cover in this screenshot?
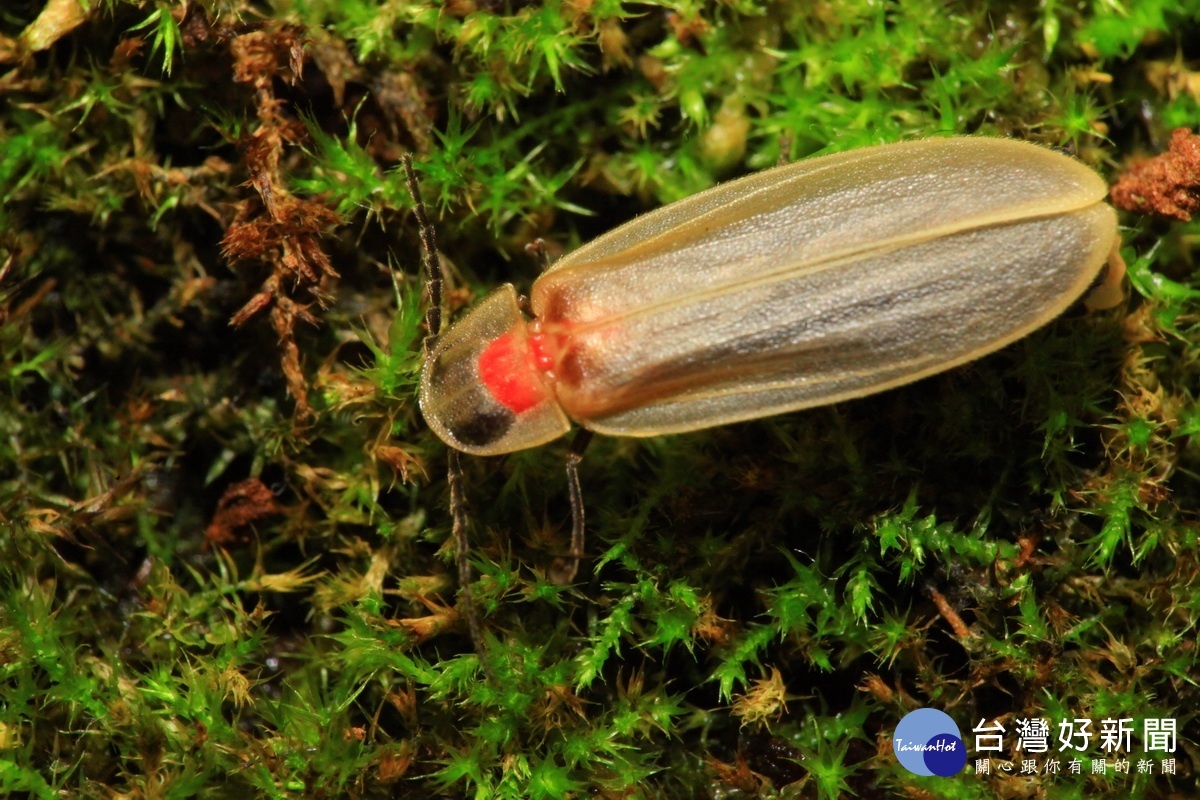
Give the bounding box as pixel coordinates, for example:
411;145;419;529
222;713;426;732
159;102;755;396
530;137;1118;436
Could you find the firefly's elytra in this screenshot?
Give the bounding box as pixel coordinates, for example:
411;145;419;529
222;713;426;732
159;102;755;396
421;137;1121;456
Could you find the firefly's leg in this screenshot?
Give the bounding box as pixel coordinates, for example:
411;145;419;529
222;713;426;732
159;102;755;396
552;428;594;584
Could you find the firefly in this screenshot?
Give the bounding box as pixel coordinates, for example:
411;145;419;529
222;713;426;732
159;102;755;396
420;137;1122;458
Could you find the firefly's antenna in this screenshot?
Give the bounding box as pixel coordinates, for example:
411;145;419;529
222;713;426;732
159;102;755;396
402;154;485;655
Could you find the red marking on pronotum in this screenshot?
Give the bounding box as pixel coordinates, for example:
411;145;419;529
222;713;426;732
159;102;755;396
477;330;549;414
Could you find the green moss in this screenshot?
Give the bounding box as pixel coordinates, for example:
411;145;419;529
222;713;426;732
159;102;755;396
2;0;1199;796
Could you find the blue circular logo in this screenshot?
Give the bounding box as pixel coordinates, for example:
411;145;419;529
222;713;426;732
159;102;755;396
893;709;967;777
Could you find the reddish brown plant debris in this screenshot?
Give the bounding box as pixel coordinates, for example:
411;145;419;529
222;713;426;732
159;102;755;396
205;478;283;547
925;585;973;642
374;444;426;484
666;11;710;48
376;741;416;781
221;25;342;420
1110;128;1200;221
533;683;588;729
390;605;460;643
706;753;765;795
442;0;477;16
1013;531;1040;570
386;688;419;728
691;600;736;645
857;673;895;704
109;37;145;72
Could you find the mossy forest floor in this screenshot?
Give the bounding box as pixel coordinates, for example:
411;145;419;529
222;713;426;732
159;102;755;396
2;1;1200;797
